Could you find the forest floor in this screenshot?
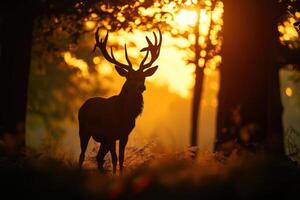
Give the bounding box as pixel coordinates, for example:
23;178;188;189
0;145;299;200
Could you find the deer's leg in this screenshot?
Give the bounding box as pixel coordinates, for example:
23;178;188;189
109;141;117;174
96;142;109;171
119;136;128;173
79;129;90;168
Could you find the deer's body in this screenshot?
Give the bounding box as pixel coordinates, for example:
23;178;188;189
78;28;161;174
79;86;143;142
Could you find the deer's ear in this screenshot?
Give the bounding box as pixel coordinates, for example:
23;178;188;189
143;66;158;77
115;66;128;77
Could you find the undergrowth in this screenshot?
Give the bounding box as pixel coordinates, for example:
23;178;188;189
0;142;299;200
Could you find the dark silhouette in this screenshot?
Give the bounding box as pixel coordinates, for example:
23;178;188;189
216;0;284;154
0;1;34;146
78;28;162;173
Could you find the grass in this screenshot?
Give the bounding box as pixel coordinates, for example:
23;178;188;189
0;142;300;200
0;133;299;199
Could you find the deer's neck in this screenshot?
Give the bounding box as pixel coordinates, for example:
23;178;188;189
118;85;144;119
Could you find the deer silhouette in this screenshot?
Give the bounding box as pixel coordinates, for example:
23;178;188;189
78;28;162;173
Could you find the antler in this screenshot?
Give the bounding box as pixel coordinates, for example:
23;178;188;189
94;28;133;72
138;29;162;72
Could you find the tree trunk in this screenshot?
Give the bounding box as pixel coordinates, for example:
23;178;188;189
0;2;34;148
216;0;284;153
191;6;204;147
191;68;204;147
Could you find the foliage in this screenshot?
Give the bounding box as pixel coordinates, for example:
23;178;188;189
278;0;300;48
33;0;176;53
27;30;107;149
34;0;223;66
278;9;300;49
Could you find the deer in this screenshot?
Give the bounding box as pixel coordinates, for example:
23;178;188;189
78;28;162;174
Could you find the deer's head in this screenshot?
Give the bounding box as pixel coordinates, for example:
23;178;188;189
94;28;162;94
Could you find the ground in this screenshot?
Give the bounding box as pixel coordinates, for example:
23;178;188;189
0;147;299;200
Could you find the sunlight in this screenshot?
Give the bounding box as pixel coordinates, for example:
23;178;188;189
278;12;300;48
96;63;112;75
152;43;195;97
174;8;211;33
63;52;89;76
85;21;96;30
199;9;211;38
63;1;224;98
88;1;224;98
285;87;293;97
92;56;101;65
175;10;197;27
99;30;195;97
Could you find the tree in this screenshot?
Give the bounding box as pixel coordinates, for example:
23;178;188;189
153;0;223;147
0;1;35;148
216;0;284;153
27;31;108;152
188;1;223;147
